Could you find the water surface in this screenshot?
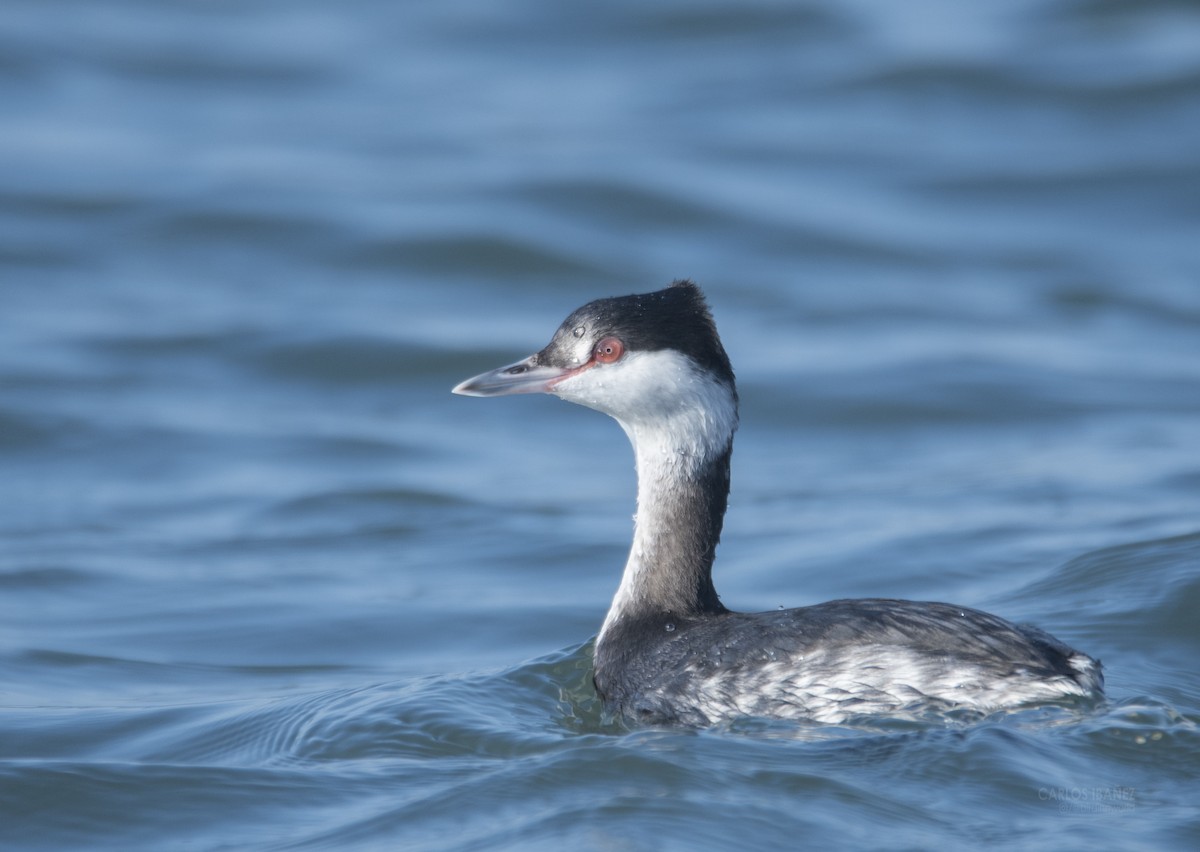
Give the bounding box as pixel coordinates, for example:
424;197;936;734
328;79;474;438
2;1;1199;849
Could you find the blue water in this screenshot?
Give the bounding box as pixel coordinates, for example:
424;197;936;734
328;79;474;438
3;0;1199;848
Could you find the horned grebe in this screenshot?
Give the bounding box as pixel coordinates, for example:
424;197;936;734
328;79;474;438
453;281;1103;726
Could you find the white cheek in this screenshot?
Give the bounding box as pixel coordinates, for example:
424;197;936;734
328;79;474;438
552;350;671;415
551;349;737;463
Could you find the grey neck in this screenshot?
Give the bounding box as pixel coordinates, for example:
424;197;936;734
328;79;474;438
599;421;734;639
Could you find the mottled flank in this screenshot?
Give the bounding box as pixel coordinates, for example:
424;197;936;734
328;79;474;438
595;600;1103;726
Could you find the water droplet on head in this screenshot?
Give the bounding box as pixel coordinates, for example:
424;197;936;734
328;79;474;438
573;325;586;338
664;622;676;632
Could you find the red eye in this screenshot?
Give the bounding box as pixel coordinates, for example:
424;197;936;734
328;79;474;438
594;336;624;364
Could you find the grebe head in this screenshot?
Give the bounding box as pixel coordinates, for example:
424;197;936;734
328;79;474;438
453;281;737;443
